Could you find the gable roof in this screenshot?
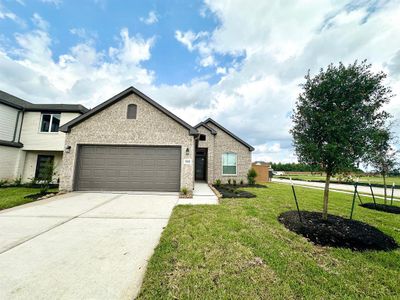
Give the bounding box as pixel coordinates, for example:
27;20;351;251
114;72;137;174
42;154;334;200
59;86;198;135
194;122;217;135
204;118;255;151
0;90;88;114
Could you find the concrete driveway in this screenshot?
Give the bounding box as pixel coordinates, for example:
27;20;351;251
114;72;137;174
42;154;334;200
0;192;178;299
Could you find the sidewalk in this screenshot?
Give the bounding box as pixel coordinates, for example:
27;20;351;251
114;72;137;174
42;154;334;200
273;178;399;201
178;182;219;205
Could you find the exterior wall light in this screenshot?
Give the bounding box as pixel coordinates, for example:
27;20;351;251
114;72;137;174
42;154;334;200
65;145;71;153
185;147;190;156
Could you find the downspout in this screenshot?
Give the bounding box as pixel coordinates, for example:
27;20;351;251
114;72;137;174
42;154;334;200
12;110;21;142
18;109;25;143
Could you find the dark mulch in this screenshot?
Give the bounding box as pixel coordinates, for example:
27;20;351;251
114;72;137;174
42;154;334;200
24;192;53;200
360;203;400;214
213;184;257;198
278;210;398;251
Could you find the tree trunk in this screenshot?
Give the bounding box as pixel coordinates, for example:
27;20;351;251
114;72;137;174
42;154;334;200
323;173;331;220
383;174;387;205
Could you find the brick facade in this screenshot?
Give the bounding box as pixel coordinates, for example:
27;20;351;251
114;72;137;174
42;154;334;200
60;93;195;191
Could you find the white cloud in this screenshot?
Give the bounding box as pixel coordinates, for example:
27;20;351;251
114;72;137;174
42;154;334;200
1;0;400;163
216;67;226;75
0;21;156;107
40;0;62;6
175;30;215;67
109;28;154;65
0;3;26;27
140;11;158;25
171;0;400;162
32;13;49;30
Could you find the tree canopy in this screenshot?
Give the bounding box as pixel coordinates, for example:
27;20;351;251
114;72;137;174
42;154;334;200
291;60;392;177
291;60;393;219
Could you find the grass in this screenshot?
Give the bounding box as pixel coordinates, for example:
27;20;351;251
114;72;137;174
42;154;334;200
0;187;58;210
138;183;400;299
277;174;400;186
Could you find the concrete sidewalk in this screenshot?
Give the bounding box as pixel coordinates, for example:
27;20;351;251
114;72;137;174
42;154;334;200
0;192;178;300
178;182;219;205
273;178;400;200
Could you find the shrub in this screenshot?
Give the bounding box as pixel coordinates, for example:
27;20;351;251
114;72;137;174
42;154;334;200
247;168;257;185
233;179;237;186
214;179;221;187
26;177;37;188
0;179;8;187
181;187;188;195
38;162;56;194
13;176;22;187
240;179;244;185
227;179;231;185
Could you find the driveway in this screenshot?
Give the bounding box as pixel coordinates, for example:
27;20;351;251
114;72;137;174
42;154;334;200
0;192;178;299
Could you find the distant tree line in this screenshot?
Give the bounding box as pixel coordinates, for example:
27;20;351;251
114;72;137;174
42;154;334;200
271;162;363;173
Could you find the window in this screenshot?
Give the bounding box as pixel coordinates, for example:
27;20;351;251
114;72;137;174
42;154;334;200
222;153;237;175
199;134;206;141
40;113;61;132
127;104;137;119
35;155;54;180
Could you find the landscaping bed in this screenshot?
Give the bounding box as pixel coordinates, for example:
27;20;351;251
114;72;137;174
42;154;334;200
360;203;400;214
0;187;58;210
212;184;264;198
24;192;57;200
278;210;398;251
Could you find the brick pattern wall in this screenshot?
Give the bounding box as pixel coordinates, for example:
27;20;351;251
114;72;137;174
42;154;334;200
204;122;252;184
60;94;195;191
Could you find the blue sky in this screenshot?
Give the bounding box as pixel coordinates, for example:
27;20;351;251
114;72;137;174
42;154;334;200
1;0;400;163
2;0;231;84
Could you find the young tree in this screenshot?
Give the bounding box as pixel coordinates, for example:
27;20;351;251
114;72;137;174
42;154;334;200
367;127;398;204
291;61;392;220
38;161;56;194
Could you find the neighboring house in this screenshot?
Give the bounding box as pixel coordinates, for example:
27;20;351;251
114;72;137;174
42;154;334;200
59;86;254;192
0;90;88;183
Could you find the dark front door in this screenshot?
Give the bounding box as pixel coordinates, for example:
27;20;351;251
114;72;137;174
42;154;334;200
195;149;207;181
35;155;54;179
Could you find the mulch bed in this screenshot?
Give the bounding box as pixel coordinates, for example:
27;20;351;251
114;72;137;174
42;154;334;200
24;192;54;200
278;210;398;251
213;184;259;198
360;203;400;214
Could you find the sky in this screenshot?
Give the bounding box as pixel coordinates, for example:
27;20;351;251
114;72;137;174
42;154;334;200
0;0;400;163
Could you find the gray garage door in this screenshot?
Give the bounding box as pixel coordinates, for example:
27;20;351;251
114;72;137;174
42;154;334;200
75;145;181;192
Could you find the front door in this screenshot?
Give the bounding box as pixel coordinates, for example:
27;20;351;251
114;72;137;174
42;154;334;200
195;149;207;181
35;155;54;180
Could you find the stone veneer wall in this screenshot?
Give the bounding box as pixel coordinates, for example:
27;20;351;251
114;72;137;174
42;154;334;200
60;94;195;191
206;122;252;184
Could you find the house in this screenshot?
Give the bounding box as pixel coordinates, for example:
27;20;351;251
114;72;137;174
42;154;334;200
59;86;254;192
0;90;88;183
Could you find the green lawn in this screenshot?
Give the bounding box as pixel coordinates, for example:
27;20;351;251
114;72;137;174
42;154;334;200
277;174;400;186
0;187;58;210
138;183;400;299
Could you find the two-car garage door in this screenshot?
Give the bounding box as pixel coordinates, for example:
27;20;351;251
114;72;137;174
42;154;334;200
75;145;181;192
